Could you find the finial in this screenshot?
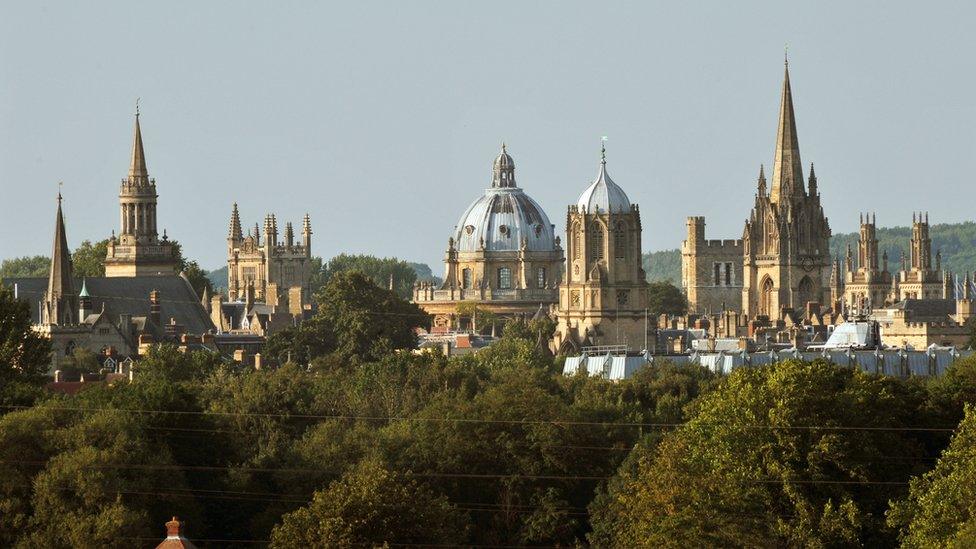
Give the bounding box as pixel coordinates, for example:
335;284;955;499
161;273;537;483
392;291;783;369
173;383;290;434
135;97;140;117
57;181;63;203
501;141;506;153
784;43;789;66
600;136;607;164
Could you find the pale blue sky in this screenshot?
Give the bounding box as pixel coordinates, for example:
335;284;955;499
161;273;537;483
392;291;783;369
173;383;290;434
2;1;974;271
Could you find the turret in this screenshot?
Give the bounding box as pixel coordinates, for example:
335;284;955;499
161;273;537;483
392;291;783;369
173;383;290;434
285;221;294;248
229;203;243;245
807;163;817;196
78;279;92;321
302;213;312;255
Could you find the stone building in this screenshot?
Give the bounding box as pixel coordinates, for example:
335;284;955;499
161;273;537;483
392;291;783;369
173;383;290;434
5;195;216;372
681;216;742;315
413;145;564;331
224;204;313;315
104;110;180;277
841;213;893;313
892;213;950;301
552;145;650;353
683;60;832;321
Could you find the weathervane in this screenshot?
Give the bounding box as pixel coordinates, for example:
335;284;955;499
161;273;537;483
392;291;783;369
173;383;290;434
136;97;140;117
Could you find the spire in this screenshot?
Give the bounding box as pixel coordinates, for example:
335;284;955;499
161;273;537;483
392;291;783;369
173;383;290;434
229;203;243;241
48;193;74;300
770;60;804;204
808;163;817;195
128;106;149;182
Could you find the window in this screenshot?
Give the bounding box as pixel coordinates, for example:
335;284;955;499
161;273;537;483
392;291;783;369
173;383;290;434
462;268;472;289
589;223;604;261
572;225;581;260
242;266;256;283
614;222;627;259
725;262;733;286
536;267;546;288
714;263;721;286
497;267;512;289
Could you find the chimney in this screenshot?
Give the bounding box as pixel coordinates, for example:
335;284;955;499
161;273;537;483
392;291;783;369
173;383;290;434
149;290;161;325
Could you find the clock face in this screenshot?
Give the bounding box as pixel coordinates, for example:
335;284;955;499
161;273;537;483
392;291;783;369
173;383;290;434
801;257;816;272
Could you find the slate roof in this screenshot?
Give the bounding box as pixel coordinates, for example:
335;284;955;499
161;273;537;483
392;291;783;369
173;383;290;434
4;275;215;334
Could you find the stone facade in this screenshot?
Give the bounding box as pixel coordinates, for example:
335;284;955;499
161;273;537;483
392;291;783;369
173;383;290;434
553;146;651;353
681;216;742;314
225;204;313;318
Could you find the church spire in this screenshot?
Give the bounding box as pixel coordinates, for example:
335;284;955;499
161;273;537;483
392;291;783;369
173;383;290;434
769;59;804;204
45;193;75;324
128;105;149;182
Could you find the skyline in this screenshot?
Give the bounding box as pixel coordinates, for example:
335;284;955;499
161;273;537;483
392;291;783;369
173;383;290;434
2;2;975;271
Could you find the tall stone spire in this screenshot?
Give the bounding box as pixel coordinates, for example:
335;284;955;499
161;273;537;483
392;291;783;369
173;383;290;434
45;193;75;324
128;107;149;183
769;59;804;204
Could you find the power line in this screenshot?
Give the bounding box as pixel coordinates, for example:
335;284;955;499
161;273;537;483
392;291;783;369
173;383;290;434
1;404;958;432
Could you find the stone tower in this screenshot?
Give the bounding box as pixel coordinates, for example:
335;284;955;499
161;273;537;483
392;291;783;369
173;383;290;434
553;144;649;352
42;193;77;325
741;60;832;320
842;213;892;313
894;212;946;300
104;109;178;277
226;204;313;315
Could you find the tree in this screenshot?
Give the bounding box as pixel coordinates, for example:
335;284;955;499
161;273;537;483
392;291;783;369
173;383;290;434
646;280;687;316
181;260;213;299
320;254;419;299
592;360;937;547
270;459;468;547
889;406;976;547
286;271;430;360
0;285;51;382
0;256;50;279
71;239;110;277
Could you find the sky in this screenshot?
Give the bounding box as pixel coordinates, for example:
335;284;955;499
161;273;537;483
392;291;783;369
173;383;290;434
1;1;974;272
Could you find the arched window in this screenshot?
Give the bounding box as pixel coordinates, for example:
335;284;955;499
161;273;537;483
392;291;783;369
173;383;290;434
536;267;546;288
572;224;581;260
798;276;815;309
760;277;775;317
614;222;627;259
589;223;604;262
497;267;512;290
461;268;472;289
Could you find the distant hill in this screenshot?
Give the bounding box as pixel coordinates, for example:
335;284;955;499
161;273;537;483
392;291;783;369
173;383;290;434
642;221;976;285
204;261;440;296
207;266;228;292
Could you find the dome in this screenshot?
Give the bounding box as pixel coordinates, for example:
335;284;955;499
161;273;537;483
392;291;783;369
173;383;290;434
453;147;557;253
575;147;631;213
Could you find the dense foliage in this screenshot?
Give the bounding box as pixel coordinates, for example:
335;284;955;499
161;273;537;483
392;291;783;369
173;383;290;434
2;275;975;545
0;255;49;279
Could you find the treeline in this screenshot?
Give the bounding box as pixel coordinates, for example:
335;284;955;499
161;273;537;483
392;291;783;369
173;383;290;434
2;278;976;546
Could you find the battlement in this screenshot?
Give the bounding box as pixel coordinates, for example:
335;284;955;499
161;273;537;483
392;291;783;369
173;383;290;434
704;239;743;248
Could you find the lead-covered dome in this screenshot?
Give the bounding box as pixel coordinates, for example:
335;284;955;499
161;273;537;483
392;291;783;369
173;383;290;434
453;146;557;253
576;146;631;213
